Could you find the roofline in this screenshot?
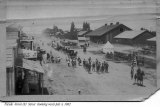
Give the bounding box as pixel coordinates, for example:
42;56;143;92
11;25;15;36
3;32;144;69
86;24;132;37
132;30;155;40
101;24;132;37
116;30;146;39
109;24;132;33
78;31;90;36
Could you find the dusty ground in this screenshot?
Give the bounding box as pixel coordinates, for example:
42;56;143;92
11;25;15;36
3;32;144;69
39;37;157;100
1;37;157;101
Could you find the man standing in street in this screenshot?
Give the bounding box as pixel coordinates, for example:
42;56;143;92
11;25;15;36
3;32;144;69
131;65;134;80
92;62;95;72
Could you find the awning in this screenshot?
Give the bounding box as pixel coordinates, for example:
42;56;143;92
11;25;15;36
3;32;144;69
20;59;44;74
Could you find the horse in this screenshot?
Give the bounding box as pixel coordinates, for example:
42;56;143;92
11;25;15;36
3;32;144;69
134;70;145;86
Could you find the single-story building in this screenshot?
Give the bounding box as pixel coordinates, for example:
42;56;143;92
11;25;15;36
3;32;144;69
77;30;90;46
114;30;156;46
86;22;132;44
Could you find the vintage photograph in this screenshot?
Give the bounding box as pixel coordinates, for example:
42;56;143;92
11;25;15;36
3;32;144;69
0;0;159;101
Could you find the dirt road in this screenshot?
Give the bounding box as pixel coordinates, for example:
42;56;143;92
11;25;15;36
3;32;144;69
41;37;157;100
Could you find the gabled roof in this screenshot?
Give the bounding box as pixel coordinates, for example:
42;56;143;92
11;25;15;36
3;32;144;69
114;30;146;39
86;23;131;37
103;41;114;49
78;31;88;36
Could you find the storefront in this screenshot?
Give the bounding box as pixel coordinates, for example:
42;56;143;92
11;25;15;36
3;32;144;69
20;36;34;50
15;59;44;95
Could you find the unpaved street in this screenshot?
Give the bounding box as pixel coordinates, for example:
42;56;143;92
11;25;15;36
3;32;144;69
40;38;156;100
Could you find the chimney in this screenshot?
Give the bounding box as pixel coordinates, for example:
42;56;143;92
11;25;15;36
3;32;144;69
105;23;107;26
116;22;119;25
110;23;113;25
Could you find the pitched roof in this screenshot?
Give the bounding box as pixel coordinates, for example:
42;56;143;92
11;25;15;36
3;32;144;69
78;31;88;36
86;23;130;36
114;30;146;39
103;41;114;49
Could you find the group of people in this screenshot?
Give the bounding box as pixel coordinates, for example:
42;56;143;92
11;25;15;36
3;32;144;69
37;47;62;66
83;57;109;74
66;57;77;68
131;65;145;86
45;52;61;64
66;56;110;75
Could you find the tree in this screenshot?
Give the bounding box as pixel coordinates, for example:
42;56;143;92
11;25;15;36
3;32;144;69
70;22;75;33
59;29;64;35
87;23;90;31
43;28;53;37
83;22;90;31
68;22;78;40
53;25;59;35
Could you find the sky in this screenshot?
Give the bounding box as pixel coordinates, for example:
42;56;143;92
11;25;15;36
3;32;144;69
6;0;158;19
4;0;159;33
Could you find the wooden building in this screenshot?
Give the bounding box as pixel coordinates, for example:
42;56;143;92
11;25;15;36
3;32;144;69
114;30;156;46
86;22;131;44
77;30;90;46
5;26;45;96
15;59;44;95
6;26;20;96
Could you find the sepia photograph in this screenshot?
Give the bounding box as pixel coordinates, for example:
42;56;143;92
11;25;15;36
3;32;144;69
0;0;159;101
